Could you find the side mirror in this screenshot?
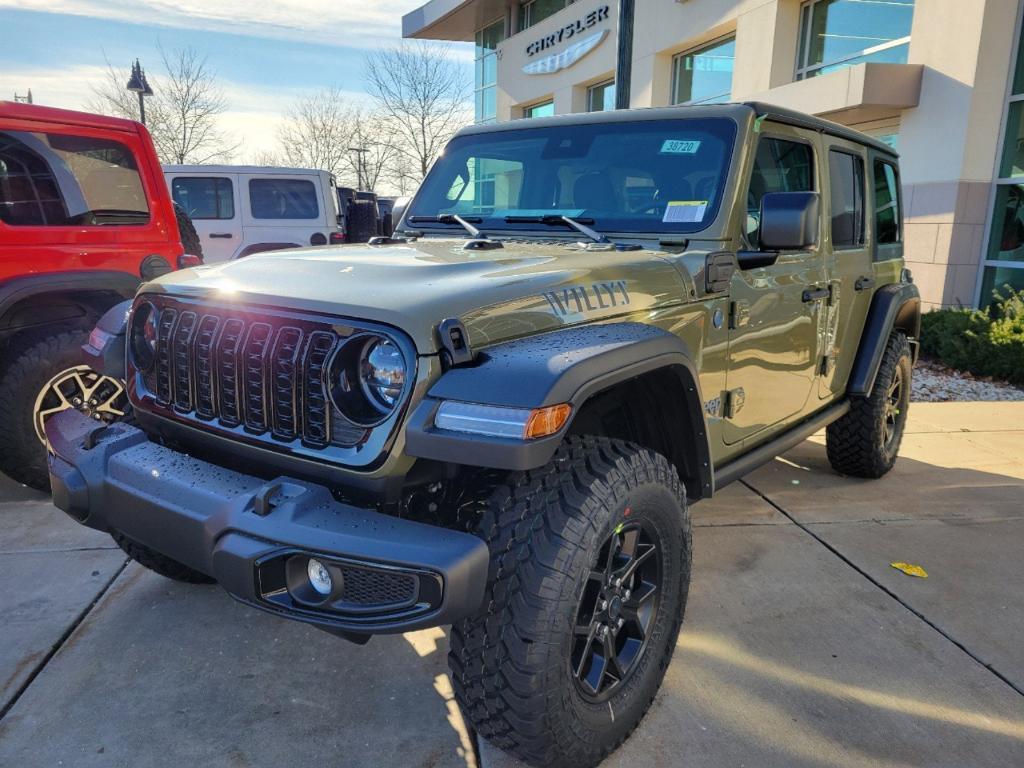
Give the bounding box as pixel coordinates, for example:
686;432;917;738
391;195;411;231
759;191;819;251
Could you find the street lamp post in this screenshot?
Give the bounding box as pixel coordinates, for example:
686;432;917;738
125;59;154;125
349;146;369;191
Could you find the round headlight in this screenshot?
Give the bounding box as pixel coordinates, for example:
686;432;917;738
329;334;408;429
360;338;406;411
130;301;159;371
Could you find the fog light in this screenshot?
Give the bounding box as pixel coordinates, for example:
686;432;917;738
307;558;333;595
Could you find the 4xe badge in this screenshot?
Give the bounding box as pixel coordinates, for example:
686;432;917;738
542;281;630;317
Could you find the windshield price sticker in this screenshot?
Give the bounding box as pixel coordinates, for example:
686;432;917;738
663;200;708;223
660;139;702;155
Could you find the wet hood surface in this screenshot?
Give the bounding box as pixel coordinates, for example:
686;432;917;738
146;239;690;352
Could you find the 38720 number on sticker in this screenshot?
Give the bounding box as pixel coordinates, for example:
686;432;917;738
660;139;702;154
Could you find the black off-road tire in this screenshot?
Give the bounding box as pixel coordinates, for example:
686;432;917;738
449;436;691;768
113;533;215;584
0;328;89;490
827;332;912;478
173;202;203;260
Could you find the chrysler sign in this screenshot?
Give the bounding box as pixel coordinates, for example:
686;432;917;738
523;5;611;75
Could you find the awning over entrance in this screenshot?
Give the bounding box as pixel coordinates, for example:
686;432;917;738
403;0;508;41
745;63;924;124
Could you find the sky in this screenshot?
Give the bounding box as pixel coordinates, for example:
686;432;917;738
0;1;473;161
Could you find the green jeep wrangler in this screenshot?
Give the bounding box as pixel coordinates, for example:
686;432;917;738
48;103;920;768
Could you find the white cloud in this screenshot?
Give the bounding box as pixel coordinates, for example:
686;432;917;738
0;63;377;162
0;0;463;52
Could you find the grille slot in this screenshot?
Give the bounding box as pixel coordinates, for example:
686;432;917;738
154;308;178;405
217;318;245;426
303;331;336;447
172;311;197;411
193;315;221;419
242;323;272;433
270;326;304;439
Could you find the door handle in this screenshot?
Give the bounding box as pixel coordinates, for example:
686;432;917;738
855;275;876;291
209;233;233;239
802;286;830;303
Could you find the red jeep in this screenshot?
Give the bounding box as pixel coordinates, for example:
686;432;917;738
0;102;201;489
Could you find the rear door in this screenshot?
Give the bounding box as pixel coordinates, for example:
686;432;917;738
240;173;322;255
724;125;826;445
818;141;873;398
167;173;240;262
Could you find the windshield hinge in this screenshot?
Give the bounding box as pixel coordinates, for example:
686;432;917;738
437;318;474;367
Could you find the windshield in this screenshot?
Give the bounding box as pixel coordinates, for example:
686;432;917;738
408;117;737;235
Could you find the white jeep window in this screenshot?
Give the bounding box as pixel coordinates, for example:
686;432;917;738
249;178;319;220
0;131;149;226
172;176;234;220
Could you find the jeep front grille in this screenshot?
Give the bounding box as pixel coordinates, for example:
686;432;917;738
131;296;413;468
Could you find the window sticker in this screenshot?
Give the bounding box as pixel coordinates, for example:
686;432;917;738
660;139;702;155
663;200;708;223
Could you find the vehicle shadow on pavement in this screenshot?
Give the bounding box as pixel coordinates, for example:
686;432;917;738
0;561;478;768
601;439;1024;768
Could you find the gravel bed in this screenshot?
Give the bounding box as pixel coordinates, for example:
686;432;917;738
911;359;1024;402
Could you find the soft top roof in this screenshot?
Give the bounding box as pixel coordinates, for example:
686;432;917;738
455;102;897;158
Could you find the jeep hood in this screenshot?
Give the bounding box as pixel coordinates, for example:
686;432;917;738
146;240;692;352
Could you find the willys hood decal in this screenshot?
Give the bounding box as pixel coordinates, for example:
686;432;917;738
145;240;689;352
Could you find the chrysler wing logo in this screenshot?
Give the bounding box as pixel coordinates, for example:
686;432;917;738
523;29;609;76
542;281;630;317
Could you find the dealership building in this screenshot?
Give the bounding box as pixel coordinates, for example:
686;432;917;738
403;0;1024;310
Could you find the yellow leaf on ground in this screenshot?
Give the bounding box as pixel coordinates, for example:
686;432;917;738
891;561;928;578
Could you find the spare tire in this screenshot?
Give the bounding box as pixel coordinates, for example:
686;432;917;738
349;199;379;243
173;202;203;261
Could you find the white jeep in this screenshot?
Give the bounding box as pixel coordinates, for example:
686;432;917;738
164;165;344;262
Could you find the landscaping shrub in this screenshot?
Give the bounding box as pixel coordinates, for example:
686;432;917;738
920;286;1024;384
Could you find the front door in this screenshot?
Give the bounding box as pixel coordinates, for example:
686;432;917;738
168;174;240;262
724;129;826;445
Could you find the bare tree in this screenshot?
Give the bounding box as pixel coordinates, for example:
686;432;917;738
364;41;471;181
346;108;400;192
276;87;357;182
88;47;238;164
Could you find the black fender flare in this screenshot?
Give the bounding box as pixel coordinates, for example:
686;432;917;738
80;299;133;379
0;271;140;335
848;282;921;397
405;323;712;492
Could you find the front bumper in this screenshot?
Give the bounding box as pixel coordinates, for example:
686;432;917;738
46;410;488;636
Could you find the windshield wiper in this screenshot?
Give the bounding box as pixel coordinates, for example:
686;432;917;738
504;214;606;243
406;214;502;250
503;214;640;250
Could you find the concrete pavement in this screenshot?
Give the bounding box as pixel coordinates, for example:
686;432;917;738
2;403;1023;766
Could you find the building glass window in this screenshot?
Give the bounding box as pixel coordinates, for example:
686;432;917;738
172;177;234;220
475;19;504;124
525;100;555;119
587;80;616;112
796;0;915;80
828;150;865;247
518;0;569;32
671;37;735;105
980;10;1024;306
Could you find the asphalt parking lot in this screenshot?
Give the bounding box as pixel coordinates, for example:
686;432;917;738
1;402;1022;767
